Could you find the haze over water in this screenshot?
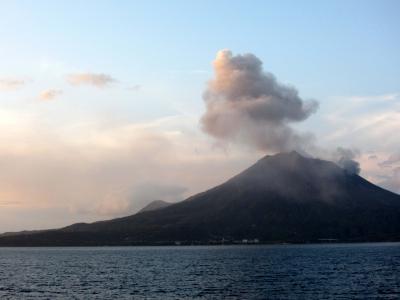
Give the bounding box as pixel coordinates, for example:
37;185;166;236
0;243;399;299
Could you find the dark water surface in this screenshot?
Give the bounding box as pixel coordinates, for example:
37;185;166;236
0;243;399;299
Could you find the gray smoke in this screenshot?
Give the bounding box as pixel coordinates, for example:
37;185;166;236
335;147;361;175
201;50;318;152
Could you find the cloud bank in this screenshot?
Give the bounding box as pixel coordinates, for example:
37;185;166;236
201;50;318;152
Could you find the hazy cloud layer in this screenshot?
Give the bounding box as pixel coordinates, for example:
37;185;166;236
39;89;63;101
380;167;400;194
0;108;258;231
0;78;28;91
379;152;400;168
66;73;116;87
127;84;142;91
95;182;186;216
201;50;318;152
322;93;400;152
318;93;400;184
377;151;400;194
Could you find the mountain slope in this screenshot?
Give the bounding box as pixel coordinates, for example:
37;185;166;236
1;151;400;246
138;200;173;213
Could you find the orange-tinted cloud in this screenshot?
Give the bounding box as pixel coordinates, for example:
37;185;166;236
39;89;63;101
66;73;116;87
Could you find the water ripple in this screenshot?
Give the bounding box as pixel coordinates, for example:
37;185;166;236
0;243;399;299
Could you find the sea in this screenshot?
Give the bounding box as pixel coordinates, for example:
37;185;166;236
0;243;399;299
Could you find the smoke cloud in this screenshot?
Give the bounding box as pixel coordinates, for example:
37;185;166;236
335;147;361;174
201;50;318;152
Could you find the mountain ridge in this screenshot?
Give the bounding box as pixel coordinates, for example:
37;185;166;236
1;151;399;246
138;200;173;213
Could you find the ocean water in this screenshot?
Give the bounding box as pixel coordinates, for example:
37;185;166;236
0;243;399;299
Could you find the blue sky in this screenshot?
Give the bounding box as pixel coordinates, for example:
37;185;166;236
0;1;399;231
2;0;400;96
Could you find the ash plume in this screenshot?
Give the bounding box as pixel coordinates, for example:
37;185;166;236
335;147;360;175
201;50;318;152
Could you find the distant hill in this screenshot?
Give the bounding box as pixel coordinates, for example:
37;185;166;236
138;200;173;213
1;151;400;246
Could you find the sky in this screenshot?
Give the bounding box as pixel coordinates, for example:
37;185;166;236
0;0;399;232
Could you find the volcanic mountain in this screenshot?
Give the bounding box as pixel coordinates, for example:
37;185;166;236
1;151;400;246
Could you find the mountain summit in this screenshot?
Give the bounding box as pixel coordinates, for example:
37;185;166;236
138;200;173;213
1;152;399;246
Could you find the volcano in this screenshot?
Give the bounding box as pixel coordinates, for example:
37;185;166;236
1;151;400;246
